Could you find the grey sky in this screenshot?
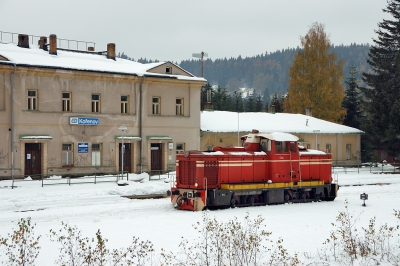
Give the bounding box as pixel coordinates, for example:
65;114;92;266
0;0;389;62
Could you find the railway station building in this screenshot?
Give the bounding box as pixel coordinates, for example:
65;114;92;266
200;110;364;166
0;33;206;179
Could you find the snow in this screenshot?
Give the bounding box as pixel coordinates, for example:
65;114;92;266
0;167;399;265
201;110;364;134
0;42;205;82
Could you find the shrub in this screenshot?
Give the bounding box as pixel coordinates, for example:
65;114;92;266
0;217;41;266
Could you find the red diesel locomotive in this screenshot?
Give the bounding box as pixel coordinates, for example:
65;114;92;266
168;130;338;211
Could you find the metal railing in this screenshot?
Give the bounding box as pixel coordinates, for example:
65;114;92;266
0;31;96;51
332;162;400;174
4;171;128;189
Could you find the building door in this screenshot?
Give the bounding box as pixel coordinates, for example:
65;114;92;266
25;143;41;176
151;143;162;171
119;143;131;173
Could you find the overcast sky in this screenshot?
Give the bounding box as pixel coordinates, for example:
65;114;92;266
0;0;390;62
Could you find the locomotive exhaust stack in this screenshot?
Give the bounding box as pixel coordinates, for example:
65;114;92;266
168;130;338;211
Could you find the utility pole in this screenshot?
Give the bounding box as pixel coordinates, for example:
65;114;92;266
192;51;208;77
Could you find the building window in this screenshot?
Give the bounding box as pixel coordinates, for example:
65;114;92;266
176;143;185;154
92;94;100;113
152;97;160;115
62;92;71;112
62;144;73;167
176;98;184;116
346;144;352;160
166;66;172;74
92;143;101;166
121;95;128;114
27;90;37;110
306;144;311;149
326;144;331;153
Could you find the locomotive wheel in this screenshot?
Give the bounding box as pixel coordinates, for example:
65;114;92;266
248;196;255;207
284;193;290;203
230;197;236;208
175;196;183;208
301;193;306;203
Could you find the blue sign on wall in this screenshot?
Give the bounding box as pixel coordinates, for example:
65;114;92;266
78;142;89;153
70;117;99;125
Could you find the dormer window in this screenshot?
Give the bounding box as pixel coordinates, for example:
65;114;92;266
166;66;172;74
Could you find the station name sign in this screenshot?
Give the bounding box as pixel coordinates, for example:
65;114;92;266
70;117;99;125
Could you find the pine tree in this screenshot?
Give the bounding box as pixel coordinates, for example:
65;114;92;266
361;0;400;156
270;94;284;113
212;86;232;111
342;63;361;129
285;22;346;123
244;89;256;112
255;92;264;112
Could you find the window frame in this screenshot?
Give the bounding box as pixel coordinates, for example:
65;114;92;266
92;143;102;166
152;96;161;115
62;92;72;112
176;98;184;116
120;95;129;114
92;94;101;113
275;141;288;153
176;143;185;154
326;143;332;153
62;143;74;167
27;90;38;110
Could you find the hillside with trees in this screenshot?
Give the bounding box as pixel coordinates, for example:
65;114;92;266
179;44;370;99
118;43;370;105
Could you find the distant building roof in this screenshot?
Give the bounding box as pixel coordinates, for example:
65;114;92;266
201;111;364;134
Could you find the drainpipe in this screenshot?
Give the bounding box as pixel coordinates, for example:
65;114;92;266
139;76;145;172
10;63;16;188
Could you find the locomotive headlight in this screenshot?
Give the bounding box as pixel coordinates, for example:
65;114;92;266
195;183;198;187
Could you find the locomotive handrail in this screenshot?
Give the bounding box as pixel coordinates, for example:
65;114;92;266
204;177;207;207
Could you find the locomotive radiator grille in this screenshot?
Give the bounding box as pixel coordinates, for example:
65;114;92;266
204;161;219;186
178;161;196;185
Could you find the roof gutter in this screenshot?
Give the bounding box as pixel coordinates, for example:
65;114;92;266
139;75;145;172
10;63;16;188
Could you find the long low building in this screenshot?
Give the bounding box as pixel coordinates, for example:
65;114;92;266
0;33;206;178
200;110;364;166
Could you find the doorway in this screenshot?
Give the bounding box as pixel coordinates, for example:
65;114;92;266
151;143;162;171
119;143;131;173
25;143;41;176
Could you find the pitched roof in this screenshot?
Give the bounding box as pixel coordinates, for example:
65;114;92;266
201;111;364;134
0;42;205;82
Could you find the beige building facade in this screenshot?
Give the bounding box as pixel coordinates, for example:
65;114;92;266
0;33;206;178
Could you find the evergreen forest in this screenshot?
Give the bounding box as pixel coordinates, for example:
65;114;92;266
119;44;370;101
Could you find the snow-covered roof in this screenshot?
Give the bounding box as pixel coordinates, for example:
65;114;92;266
0;42;205;82
201;111;364;134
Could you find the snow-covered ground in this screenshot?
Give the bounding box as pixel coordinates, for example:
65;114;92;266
0;166;399;265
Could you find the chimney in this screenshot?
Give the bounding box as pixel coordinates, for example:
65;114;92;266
88;46;94;52
49;34;57;55
107;43;116;60
306;107;312;116
39;36;48;51
17;34;29;48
